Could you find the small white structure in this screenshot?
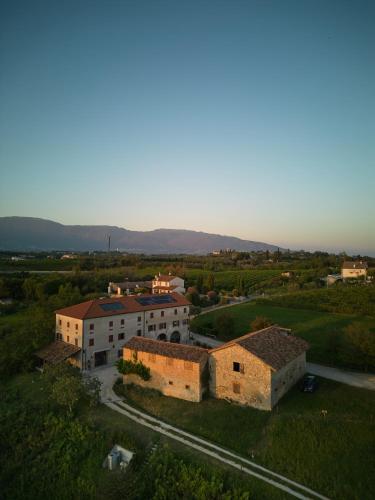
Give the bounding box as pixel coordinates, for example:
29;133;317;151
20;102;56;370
152;273;185;295
326;274;342;286
103;444;134;471
108;280;152;296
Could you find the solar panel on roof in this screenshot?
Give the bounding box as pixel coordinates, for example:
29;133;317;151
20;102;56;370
99;302;125;312
135;295;177;306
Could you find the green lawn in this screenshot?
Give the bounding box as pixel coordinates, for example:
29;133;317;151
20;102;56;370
191;302;374;367
115;380;375;500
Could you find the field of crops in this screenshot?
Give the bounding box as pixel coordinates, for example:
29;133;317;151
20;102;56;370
134;267;282;291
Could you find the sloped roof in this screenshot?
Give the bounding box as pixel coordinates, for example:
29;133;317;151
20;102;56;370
124;337;208;363
342;261;368;270
55;292;191;320
210;326;309;371
153;275;178;282
35;340;81;364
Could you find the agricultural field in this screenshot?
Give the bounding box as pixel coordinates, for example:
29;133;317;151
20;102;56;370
116;380;375;500
191;302;374;368
134;266;283;292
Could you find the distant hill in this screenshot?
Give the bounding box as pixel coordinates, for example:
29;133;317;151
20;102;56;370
0;217;282;254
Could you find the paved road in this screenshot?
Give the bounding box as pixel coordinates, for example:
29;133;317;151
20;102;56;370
307;362;375;391
92;365;328;500
190;333;375;391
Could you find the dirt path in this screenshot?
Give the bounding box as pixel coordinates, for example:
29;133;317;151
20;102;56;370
92;365;329;500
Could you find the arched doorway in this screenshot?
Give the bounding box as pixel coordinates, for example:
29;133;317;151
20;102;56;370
157;333;167;341
170;331;181;343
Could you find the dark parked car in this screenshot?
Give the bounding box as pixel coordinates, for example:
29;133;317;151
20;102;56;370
301;375;318;393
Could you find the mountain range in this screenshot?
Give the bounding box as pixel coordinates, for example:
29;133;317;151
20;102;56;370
0;217;282;254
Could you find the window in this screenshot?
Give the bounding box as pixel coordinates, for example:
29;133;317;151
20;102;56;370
117;349;122;357
185;385;190;390
137;330;142;336
166;358;174;366
67;335;70;342
118;332;124;340
148;353;156;362
161;310;165;317
172;320;179;327
137;316;141;322
75;338;78;346
233;382;241;394
174;309;178;315
67;322;70;328
75;324;78;330
159;322;166;330
109;321;113;330
233;362;240;372
184;361;193;370
168;380;173;385
148;325;156;332
59;319;62;326
184;307;187;313
109;334;114;343
120;319;125;327
150;312;154;319
89;323;94;331
89;338;94;347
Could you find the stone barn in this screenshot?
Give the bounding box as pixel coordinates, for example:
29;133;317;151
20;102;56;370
123;337;209;402
209;326;309;410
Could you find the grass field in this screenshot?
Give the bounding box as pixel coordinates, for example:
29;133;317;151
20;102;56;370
1;373;287;500
115;380;375;500
191;302;374;367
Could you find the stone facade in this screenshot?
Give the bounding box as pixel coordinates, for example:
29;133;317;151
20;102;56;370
209;327;308;410
271;353;306;407
123;346;208;402
209;344;272;410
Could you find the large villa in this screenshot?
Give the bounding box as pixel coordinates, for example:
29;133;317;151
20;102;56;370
37;292;190;371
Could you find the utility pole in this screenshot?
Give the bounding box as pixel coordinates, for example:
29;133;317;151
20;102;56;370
108;234;111;253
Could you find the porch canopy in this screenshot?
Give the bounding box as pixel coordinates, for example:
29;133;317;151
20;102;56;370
36;340;81;365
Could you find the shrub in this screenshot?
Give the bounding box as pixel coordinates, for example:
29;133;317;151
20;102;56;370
250;316;272;332
116;358;151;381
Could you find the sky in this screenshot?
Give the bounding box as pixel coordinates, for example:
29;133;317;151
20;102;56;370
0;0;374;255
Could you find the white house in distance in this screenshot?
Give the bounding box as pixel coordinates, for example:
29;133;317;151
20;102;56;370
341;261;368;280
36;292;191;371
152;273;185;295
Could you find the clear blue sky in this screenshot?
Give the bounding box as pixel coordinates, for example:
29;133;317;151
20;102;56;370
1;0;374;255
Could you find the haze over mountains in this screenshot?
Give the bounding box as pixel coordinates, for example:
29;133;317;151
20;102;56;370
0;217;281;254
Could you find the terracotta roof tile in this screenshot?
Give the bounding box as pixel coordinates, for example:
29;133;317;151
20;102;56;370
55;292;190;320
124;337;208;363
210;326;309;371
342;261;368;270
35;340;81;364
153;275;177;282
